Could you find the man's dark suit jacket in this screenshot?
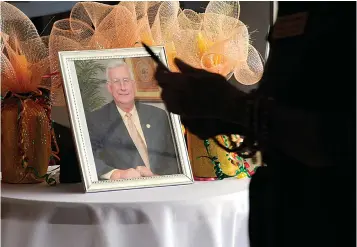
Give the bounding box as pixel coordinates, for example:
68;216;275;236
86;101;179;178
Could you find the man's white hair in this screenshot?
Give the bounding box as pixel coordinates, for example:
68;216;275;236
106;60;134;81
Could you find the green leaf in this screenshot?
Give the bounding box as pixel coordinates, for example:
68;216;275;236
75;60;108;112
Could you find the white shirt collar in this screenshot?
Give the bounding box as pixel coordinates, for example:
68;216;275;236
116;104;137;118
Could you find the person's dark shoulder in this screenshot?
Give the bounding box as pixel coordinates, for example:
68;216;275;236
138;103;168;118
86;102;113;125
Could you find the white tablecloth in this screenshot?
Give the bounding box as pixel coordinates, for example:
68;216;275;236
1;178;250;247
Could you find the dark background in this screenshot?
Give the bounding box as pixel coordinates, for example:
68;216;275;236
10;1;272;126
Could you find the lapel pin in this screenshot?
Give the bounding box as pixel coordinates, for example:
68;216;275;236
146;124;151;129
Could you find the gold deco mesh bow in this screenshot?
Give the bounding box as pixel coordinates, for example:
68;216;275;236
49;1;264;105
1;2;51;94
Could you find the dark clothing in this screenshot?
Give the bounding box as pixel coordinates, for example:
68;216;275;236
249;2;355;247
86;102;179;178
250;152;355;247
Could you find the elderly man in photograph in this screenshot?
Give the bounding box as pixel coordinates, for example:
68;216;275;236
86;60;179;180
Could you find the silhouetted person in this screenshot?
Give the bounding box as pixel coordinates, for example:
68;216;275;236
154;2;355;247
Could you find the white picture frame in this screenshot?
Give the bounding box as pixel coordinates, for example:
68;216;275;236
58;46;193;192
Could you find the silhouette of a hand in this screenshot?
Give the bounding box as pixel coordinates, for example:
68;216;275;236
155;58;250;139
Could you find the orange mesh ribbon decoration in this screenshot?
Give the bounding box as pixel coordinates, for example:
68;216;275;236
1;2;58;184
49;1;264;106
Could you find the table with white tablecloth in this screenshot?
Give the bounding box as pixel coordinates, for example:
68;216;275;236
1;178;250;247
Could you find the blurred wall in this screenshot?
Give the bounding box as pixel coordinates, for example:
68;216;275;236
9;1;76;18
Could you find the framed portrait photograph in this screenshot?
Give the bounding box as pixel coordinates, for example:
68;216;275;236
58;46;193;192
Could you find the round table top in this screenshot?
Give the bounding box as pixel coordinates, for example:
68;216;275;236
1;178;250;206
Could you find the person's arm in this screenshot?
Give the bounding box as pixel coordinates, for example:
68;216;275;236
154;57;257;139
90;131;142;179
222;90;353;169
86;112;122;178
269;104;353;168
161;140;180;175
160;112;180;175
90;139;120;178
154;57;353;169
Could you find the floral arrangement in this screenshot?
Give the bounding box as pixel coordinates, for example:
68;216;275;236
1;2;59;184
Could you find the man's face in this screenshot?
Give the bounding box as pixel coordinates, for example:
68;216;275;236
107;66;135;107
